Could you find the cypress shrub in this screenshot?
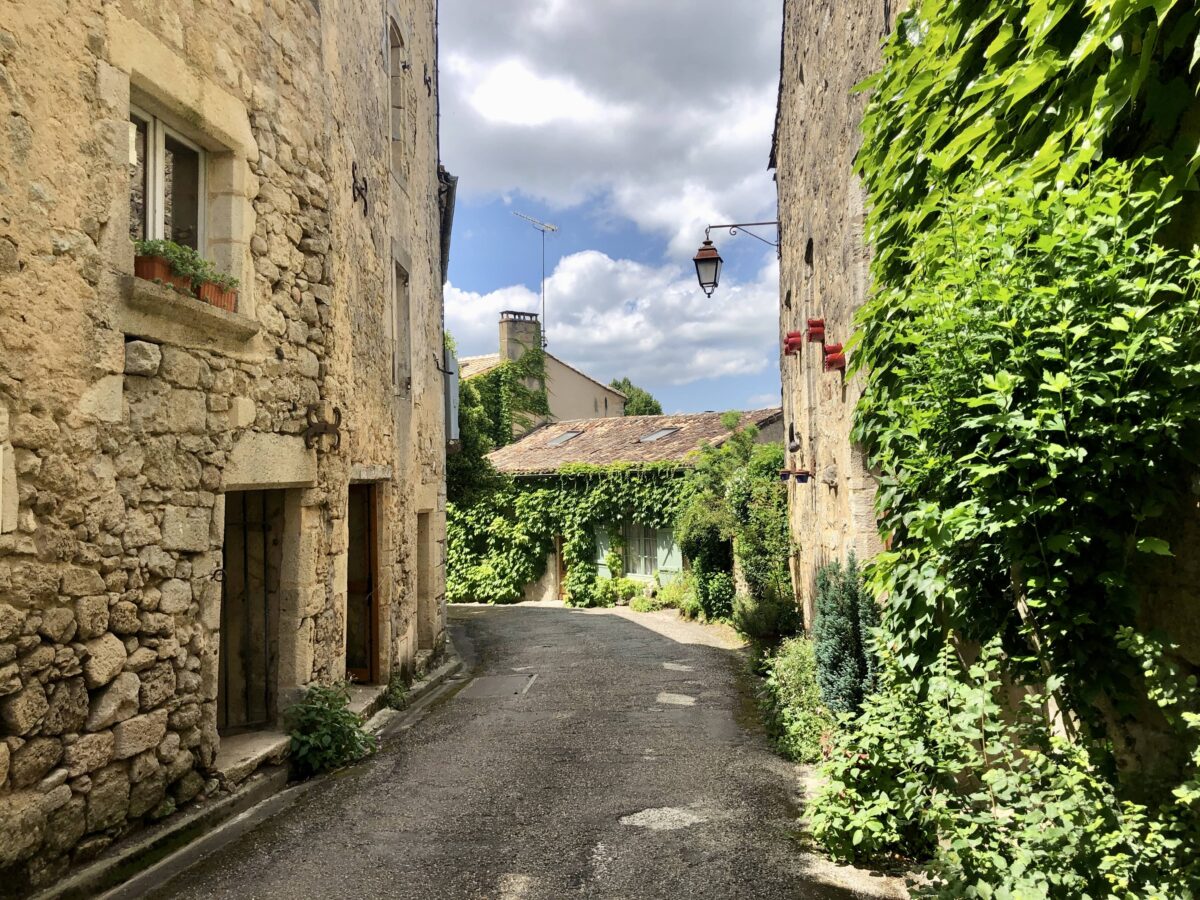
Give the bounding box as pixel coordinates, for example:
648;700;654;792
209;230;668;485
812;554;878;714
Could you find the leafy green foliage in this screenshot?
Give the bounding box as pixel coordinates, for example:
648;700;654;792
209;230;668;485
609;377;663;416
676;419;795;629
811;640;1200;897
447;340;550;505
447;463;687;606
133;238;239;289
858;0;1200;284
812;555;879;715
827;0;1200;889
759;637;834;764
384;669;409;711
285;681;377;779
594;575;642;608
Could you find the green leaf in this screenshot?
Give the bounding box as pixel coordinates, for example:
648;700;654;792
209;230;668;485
1137;537;1173;556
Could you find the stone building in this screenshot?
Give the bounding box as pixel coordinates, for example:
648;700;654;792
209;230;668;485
487;410;784;602
0;0;452;888
460;311;627;430
770;0;902;625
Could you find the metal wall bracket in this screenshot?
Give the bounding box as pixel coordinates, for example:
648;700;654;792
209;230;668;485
305;402;342;451
352;162;368;216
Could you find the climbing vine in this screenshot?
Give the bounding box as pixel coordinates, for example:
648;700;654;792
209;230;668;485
813;0;1200;891
447;463;689;607
446;343;549;505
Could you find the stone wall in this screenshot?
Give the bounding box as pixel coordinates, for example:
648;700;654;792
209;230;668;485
772;0;904;625
0;0;448;891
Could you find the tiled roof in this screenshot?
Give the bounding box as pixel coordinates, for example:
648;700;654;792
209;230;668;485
458;354;502;379
488;408;783;474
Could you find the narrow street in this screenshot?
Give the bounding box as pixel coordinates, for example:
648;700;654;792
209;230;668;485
150;604;894;899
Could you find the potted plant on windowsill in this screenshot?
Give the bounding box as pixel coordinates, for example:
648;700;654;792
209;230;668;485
196;271;239;312
133;239;240;312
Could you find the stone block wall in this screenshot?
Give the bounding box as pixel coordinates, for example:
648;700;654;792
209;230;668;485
772;0;904;624
0;0;448;891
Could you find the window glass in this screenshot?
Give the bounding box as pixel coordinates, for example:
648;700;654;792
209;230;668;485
164;134;201;249
624;522;657;576
129;115;148;241
547;430;582;447
638;427;679;443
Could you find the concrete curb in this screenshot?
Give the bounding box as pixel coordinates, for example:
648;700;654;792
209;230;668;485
39;641;465;900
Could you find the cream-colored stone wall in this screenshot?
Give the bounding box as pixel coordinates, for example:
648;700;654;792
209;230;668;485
545;356;626;423
0;0;447;888
773;0;902;625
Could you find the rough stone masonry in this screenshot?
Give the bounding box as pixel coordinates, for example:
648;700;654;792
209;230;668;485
0;0;453;891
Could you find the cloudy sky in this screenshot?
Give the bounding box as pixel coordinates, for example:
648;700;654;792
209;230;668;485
440;0;783;414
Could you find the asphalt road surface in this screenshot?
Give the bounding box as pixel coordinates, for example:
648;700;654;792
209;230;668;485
153;603;902;900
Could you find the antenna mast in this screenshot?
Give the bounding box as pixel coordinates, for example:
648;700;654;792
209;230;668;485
513;211;558;347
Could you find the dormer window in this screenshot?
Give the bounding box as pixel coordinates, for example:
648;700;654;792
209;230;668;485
129;107;205;250
638;427;678;443
547;430;582;447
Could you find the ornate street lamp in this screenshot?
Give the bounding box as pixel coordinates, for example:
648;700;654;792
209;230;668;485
692;222;779;297
693;239;723;298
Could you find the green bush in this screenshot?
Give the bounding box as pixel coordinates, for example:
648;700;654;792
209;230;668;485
759;637;834;764
812;555;878;715
811;638;1200;897
593;576;642;608
695;570;734;621
733;588;802;650
384;669;409;710
285;681;378;779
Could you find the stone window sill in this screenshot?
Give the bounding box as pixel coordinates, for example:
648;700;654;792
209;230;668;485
119;275;260;351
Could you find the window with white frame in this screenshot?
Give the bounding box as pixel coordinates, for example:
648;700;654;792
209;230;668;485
129;107;205;251
624;522;657;577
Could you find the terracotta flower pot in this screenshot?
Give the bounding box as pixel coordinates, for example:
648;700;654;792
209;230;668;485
134;254;193;294
197;281;238;312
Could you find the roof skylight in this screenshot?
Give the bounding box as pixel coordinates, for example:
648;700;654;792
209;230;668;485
547;430;583;447
638;427;679;443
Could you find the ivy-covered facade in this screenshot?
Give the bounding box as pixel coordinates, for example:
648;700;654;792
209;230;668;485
448;410;782;607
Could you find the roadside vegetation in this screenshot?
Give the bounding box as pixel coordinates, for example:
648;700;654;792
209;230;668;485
285;681;378;779
806;0;1200;895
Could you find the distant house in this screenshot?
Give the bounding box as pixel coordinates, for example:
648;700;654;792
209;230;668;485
488;408;784;601
460;311;626;433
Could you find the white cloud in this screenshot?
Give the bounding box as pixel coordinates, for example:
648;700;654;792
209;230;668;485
447;250;780;391
439;0;782;258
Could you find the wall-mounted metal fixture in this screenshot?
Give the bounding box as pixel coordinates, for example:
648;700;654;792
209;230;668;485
823;342;846;372
305;401;342;451
783;330;804;356
424;63;433;96
351;162;368;216
807;318;826;342
779;468;813;484
692;221;779;297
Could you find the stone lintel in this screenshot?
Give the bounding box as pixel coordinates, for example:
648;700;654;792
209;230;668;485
224;433;317;492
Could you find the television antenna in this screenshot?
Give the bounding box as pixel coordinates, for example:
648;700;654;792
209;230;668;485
513;211;558;347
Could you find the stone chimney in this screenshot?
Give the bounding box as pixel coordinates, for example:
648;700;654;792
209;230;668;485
498;310;541;361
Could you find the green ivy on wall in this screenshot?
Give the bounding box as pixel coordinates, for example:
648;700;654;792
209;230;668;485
811;0;1200;891
447;342;550;505
447;463;689;607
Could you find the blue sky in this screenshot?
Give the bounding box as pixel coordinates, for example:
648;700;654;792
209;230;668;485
440;0;783;414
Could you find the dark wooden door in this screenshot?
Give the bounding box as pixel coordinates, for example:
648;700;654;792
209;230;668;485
346;485;378;683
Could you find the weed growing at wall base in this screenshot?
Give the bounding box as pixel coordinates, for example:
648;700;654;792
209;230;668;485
285;681;378;779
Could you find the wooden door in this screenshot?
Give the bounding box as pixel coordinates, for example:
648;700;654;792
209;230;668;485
346;485;378;683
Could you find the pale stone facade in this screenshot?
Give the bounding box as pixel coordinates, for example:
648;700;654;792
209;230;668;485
460;312;627;431
771;0;903;625
0;0;450;889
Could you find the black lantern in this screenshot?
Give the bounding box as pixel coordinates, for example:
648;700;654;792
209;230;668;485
693;239;723;297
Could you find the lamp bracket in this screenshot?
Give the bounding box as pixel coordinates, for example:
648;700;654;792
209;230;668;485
704;221;780;249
